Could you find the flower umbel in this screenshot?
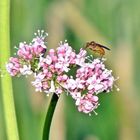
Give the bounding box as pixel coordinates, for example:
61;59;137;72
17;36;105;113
6;30;118;115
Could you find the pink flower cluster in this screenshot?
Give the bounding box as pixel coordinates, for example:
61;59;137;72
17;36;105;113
6;30;47;76
63;58;115;114
32;42;87;96
6;57;21;76
6;30;118;115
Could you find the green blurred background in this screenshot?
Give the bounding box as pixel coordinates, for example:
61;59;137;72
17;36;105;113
1;0;140;140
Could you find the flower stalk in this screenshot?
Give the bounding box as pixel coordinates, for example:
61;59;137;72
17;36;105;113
43;93;59;140
0;0;19;140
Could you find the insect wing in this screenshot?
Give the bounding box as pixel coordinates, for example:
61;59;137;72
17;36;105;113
96;43;110;50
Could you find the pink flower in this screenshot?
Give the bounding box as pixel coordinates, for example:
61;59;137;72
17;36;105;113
32;30;48;49
20;65;32;75
6;30;118;115
32;73;46;92
57;74;68;82
17;31;47;61
31;31;47;56
66;78;77;90
31;44;46;56
32;72;64;95
57;41;76;65
70;91;81;100
76;48;87;66
76;93;99;114
66;78;85;92
6;57;21;76
17;43;33;60
39;42;77;76
75;59;115;94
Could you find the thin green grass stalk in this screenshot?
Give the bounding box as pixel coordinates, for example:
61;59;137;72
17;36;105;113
0;0;19;140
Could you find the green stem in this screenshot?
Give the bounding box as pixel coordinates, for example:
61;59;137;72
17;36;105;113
43;93;59;140
0;0;19;140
